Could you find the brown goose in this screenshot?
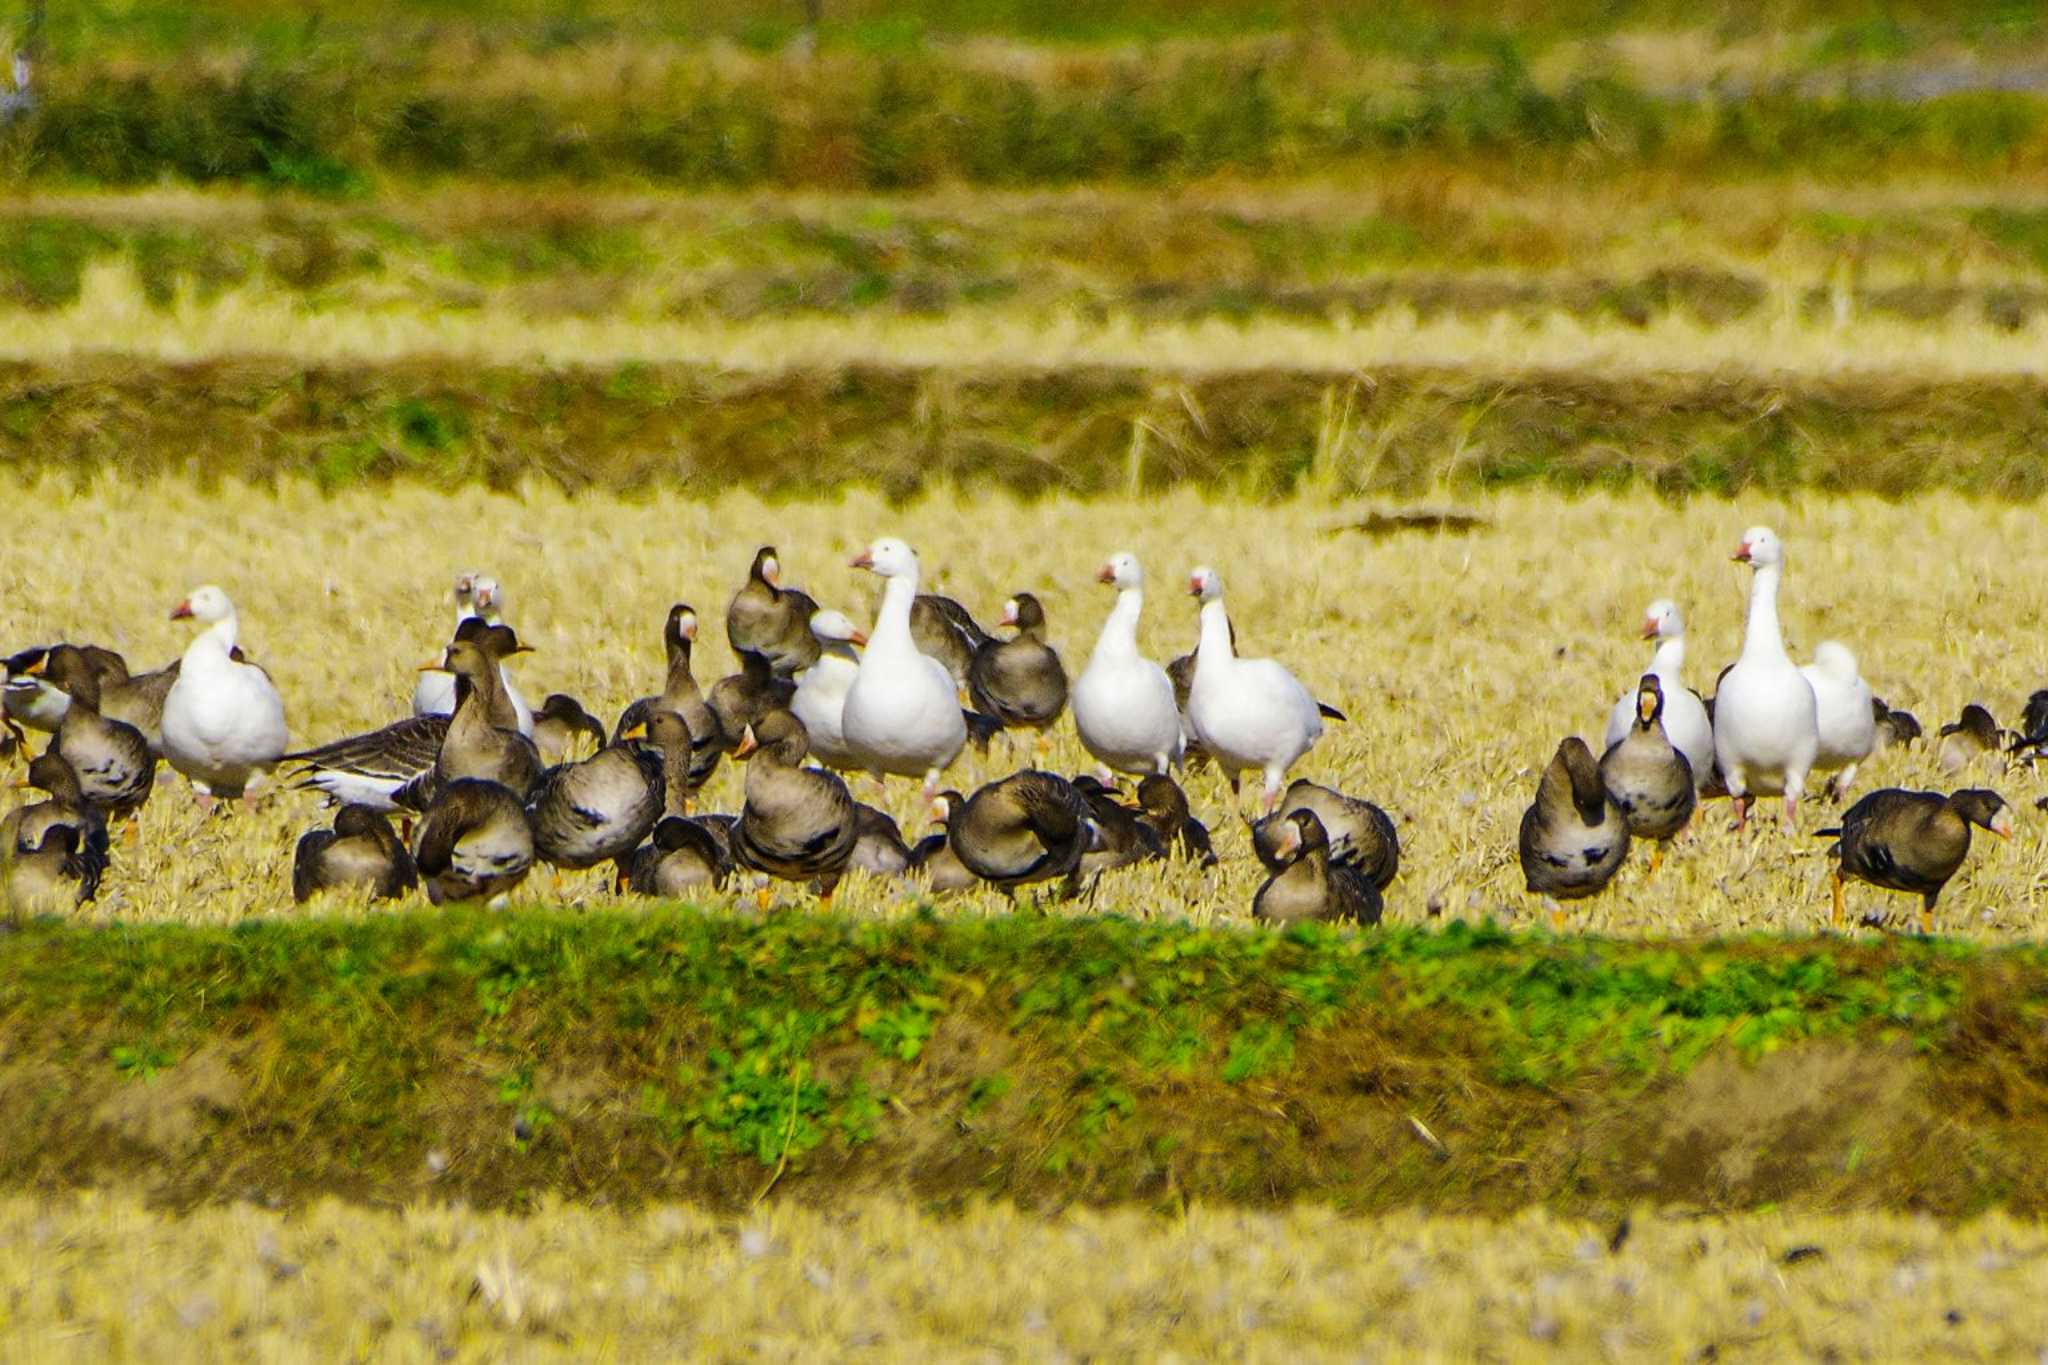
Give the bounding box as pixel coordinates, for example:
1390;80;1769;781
2007;690;2048;764
526;727;664;879
97;656;181;756
731;710;859;901
31;645;155;820
1819;788;2011;933
908;793;979;893
1871;696;1922;752
1252;809;1382;927
942;770;1098;898
0;712;19;764
967;593;1069;750
393;637;543;812
1518;736;1630;912
1598;675;1697;872
3;643;126;735
1135;774;1216;867
626;815;732;896
292;804;417;903
911;593;992;686
1071;774;1164;878
1251;778;1400;893
851;803;914;877
412;778;535;905
727;547;822;677
615;604;725;791
4;823;107;914
3;750;109;875
531;693;607;767
709;649;797;749
1937;704;2005;776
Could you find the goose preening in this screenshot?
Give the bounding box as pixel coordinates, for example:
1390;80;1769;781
968;593;1069;751
1252;810;1382;926
161;586;289;803
1134;773;1215;867
790;609;866;772
1937;704;2005;775
1602;599;1714;791
935;770;1098;898
31;645;156;821
531;693;607;767
727;547;822;678
411;778;535;905
1713;528;1819;833
1800;642;1877;800
908;795;979;893
413;574;534;735
392;635;543;812
1184;566;1332;814
1073;552;1183;778
626;815;731;896
291;804;416;903
910;593;991;686
3;643;125;735
1251;778;1400;893
1519;736;1630;911
841;538;968;797
730;710;859;902
527;717;668;882
1599;675;1697;873
1819;788;2011;933
615;604;724;794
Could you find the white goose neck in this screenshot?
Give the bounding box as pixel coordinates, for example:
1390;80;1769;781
868;573;920;654
1195;598;1233;674
1650;635;1686;677
1739;562;1790;665
186;614;240;665
1090;588;1144;663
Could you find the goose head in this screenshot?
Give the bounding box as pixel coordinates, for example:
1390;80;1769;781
751;546;784;589
472;576;506;624
999;594;1047;634
733;709;810;765
665;604;699;650
1641;598;1683;641
1731;527;1784;570
170;584;236;625
1951;789;2014;840
1634;674;1666;728
1187;565;1223;602
809;609;867;648
850;537;918;579
1098;552;1143;590
452;572;480;611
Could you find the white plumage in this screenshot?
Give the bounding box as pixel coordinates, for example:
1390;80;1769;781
841;538;968;795
1182;565;1324;813
1711;527;1820;831
161;585;289;799
1603;597;1715;790
1072;551;1184;777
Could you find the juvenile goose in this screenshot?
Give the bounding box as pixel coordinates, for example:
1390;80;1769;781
5;823;106;915
1518;736;1631;909
727;547;822;677
790;609;867;771
1937;704;2005;775
615;605;724;792
910;593;992;686
34;645;155;820
531;694;607;767
411;778;535;905
1135;774;1216;867
292;804;417;903
1184;566;1330;815
968;593;1069;750
1801;642;1877;800
850;803;915;877
627;816;731;896
393;637;542;812
1252;809;1383;927
1599;675;1697;872
709;649;797;749
1073;552;1183;777
1251;778;1401;893
161;586;289;803
842;538;969;797
731;710;859;901
1713;528;1819;833
1602;599;1714;790
526;724;665;881
941;771;1098;898
1820;788;2011;933
413;574;535;734
2;751;108;877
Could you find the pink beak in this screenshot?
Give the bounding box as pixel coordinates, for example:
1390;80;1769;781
1640;619;1660;640
680;618;698;641
849;629;870;647
850;550;874;570
169;600;193;621
1096;564;1115;585
1187;576;1203;596
1000;604;1019;628
1731;541;1752;563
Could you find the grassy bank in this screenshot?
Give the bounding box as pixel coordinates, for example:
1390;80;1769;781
3;909;2044;1216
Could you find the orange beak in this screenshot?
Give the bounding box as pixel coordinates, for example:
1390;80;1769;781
763;561;781;588
732;725;758;759
1731;542;1752;563
1096;564;1115;585
680;617;698;642
1186;577;1202;597
169;600;193;620
849;629;870;647
1639;619;1660;640
849;550;874;570
1991;813;2015;840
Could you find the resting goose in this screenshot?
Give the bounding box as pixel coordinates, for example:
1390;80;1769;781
1937;704;2005;775
392;636;542;812
841;538;968;796
626;816;731;897
1602;599;1714;791
5;823;106;915
1251;778;1400;892
1599;675;1697;872
910;593;991;686
3;750;108;876
727;547;822;677
292;804;417;903
940;771;1098;898
1252;809;1383;927
411;778;535;905
731;710;859;901
850;803;915;876
615;604;724;793
1073;552;1183;777
1518;736;1630;908
1820;788;2011;933
527;723;664;881
709;649;797;749
161;586;289;802
968;593;1069;749
1184;566;1328;814
531;693;607;767
1713;528;1819;833
1801;642;1877;800
790;609;867;772
412;574;535;734
1135;774;1216;867
33;645;155;820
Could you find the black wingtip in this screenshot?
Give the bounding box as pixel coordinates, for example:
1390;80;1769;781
1813;826;1842;839
1317;702;1348;722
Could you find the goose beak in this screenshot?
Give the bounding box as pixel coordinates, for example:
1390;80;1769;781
1096;564;1115;585
680;617;698;642
1639;619;1660;640
417;653;449;673
620;721;648;741
1991;813;2015;840
169;600;193;620
849;549;874;570
999;602;1019;628
732;725;758;759
1731;542;1752;563
1186;576;1202;597
762;561;781;588
849;629;869;647
1276;824;1302;859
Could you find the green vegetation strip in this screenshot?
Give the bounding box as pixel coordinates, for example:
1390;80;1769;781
11;359;2048;500
3;909;2046;1215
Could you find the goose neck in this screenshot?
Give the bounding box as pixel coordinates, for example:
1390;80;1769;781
1195;599;1233;672
1650;635;1686;678
185;616;240;667
1739;562;1790;664
868;575;920;654
1090;588;1144;663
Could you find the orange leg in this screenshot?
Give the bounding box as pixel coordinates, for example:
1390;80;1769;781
1830;869;1845;930
1648;842;1665;876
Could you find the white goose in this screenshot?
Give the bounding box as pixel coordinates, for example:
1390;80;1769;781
790;608;867;773
161;585;289;801
841;538;968;797
1072;551;1183;777
412;572;533;735
1712;527;1819;832
1184;565;1325;814
1603;598;1715;790
1801;641;1877;798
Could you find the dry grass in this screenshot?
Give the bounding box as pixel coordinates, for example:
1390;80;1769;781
6;1191;2048;1360
2;478;2044;937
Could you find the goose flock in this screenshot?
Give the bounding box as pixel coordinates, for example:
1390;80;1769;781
0;525;2030;934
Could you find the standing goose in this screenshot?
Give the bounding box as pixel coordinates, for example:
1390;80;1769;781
1184;566;1329;814
1819;788;2011;933
413;574;535;734
1937;704;2005;775
1602;599;1714;791
709;649;797;749
526;723;665;882
410;571;481;717
841;538;969;797
411;778;535;905
942;770;1098;898
1073;552;1183;777
1518;736;1631;910
790;609;867;772
1252;809;1383;927
1135;774;1216;867
1251;778;1400;893
292;804;417;903
2;750;109;877
910;593;992;686
392;636;542;812
1712;528;1820;833
727;547;822;677
968;593;1069;753
615;604;724;792
627;815;731;897
531;693;607;767
731;710;859;902
4;823;106;915
1801;642;1878;800
161;586;290;803
1598;675;1697;872
32;645;155;821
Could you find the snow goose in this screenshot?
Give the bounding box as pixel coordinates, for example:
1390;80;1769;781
1519;737;1631;912
938;770;1098;898
1937;704;2005;775
727;547;823;678
790;609;866;772
1599;675;1697;872
413;574;533;735
292;804;417;903
161;586;289;802
1073;552;1183;778
412;778;534;905
33;645;155;821
968;593;1068;750
1253;809;1382;926
841;538;968;796
1801;641;1877;799
1819;788;2010;933
1712;527;1820;832
731;710;859;902
1183;565;1328;814
1251;778;1400;892
615;604;724;792
1602;599;1714;790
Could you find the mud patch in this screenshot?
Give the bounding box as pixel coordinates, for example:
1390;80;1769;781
90;1044;245;1157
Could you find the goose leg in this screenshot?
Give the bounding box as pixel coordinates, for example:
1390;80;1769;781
1830;869;1845;930
1781;792;1800;833
1919;893;1936;937
1648;842;1665;876
755;885;774;912
816;876;839;905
